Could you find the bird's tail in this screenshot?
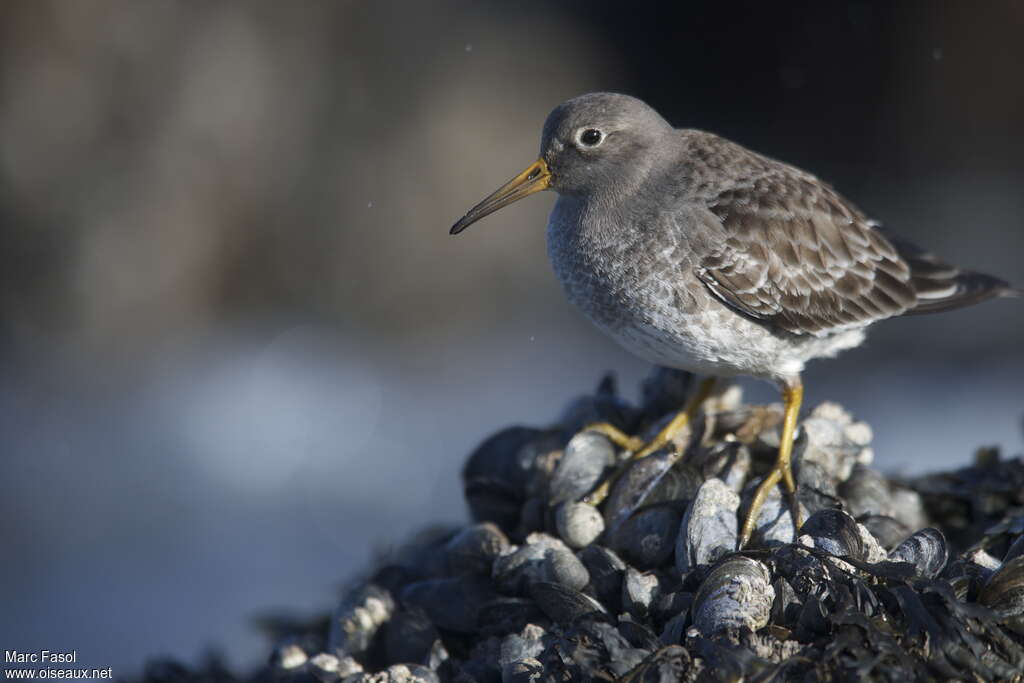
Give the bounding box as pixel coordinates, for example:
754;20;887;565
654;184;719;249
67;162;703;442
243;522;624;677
887;236;1017;315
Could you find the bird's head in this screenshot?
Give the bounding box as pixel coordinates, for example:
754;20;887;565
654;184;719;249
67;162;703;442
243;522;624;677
450;92;672;235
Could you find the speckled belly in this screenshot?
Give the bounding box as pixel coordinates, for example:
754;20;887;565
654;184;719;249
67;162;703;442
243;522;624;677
548;235;864;380
590;296;796;379
546;205;866;381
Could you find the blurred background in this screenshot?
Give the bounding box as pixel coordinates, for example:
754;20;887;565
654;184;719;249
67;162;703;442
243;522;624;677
1;0;1022;677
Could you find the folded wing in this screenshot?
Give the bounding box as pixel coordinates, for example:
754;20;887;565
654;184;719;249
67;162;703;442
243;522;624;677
696;172;916;337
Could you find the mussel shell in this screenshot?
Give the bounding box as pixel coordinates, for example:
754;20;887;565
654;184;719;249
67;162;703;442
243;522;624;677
860;515;911;551
796;403;866;482
577;545;626;613
622;567;661;619
476;597;546;637
502;658;544;683
887;486;928;533
607;503;682;569
640;367;695;418
464;477;522;530
444;522;510;576
837;464;891;519
769;576;801;628
400;576;497;634
548;432;615;506
691;556;774;634
462;426;545;495
554;501;605;549
528;581;607;624
498;623;548;669
383;608;439;667
801;508;866;561
744;483;800;548
887;527;948;578
979;556;1024;619
794;459;840;516
558;373;642;437
380;664;439;683
691;441;750;494
492;533;590;595
327;583;395;656
603;452;700;533
651;590;695;624
676;478;739;574
1005;534;1024;563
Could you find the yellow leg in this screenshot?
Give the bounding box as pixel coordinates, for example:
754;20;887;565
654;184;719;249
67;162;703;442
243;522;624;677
738;378;803;548
582;422;644;452
584;377;717;505
634;377;717;458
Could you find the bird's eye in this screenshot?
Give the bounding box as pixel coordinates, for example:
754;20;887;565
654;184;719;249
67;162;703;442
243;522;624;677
579;129;603;147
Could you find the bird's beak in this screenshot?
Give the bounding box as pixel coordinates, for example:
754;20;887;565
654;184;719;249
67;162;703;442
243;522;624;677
450;158;552;235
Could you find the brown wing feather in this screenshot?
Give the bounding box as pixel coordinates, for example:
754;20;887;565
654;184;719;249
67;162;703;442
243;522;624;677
883;234;1015;314
696;172;918;337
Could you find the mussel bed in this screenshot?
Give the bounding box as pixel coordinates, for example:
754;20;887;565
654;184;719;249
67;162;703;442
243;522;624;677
142;370;1024;682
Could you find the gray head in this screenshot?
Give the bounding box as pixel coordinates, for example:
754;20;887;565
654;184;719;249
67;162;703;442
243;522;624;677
451;93;673;234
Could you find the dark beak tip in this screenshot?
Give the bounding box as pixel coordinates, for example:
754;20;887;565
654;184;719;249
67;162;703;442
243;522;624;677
449;221;466;235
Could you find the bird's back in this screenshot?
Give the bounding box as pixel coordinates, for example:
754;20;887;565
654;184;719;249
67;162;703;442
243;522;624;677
670;129;1014;336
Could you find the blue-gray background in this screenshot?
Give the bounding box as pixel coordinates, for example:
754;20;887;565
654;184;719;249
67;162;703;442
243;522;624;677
1;0;1022;677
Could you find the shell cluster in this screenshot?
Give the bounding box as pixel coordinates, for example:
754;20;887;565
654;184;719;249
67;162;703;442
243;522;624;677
140;370;1024;682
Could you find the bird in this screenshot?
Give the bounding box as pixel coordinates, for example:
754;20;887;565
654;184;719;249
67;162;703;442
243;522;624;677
449;92;1016;548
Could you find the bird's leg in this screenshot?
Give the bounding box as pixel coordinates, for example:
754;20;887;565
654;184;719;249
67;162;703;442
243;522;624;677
738;377;804;548
581;423;645;452
584;377;717;505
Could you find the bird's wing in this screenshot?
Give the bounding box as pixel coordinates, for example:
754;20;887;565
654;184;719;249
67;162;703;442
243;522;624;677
695;172;918;337
882;233;1015;314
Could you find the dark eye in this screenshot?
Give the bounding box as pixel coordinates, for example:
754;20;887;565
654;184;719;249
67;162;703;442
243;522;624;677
579;129;603;146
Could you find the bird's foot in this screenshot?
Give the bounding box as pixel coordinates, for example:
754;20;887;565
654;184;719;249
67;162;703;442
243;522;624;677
582;377;718;506
581;422;644;452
